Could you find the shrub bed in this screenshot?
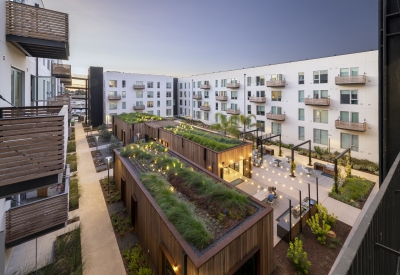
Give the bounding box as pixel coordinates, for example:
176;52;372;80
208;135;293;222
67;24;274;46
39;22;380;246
66;153;77;172
122;244;155;275
117;112;163;123
69;175;80;210
67;140;76;153
100;176;120;204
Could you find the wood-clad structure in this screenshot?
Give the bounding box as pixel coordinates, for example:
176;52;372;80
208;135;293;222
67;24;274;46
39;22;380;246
335;120;367;132
304;98;330;106
113;150;275;275
51;64;71;78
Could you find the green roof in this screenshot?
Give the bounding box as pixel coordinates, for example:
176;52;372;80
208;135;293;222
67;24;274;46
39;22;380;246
116;112;163;124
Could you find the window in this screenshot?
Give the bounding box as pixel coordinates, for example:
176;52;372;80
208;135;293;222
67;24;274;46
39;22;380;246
204;80;209;85
166;91;171;97
313;129;328;145
180;91;182;97
230;103;238;110
109;102;117;110
256;106;265;116
298;108;305;121
298;72;304;84
157;91;160;98
180;83;182;89
122;102;126;109
109;80;117;87
271;106;282;114
340;90;358;104
147;101;154;107
313;90;329;99
271;91;281;101
221;103;227;111
122;91;126;98
136;101;143;106
109;91;117;96
157;82;160;88
341;133;359;152
256;91;265;97
179;99;182;105
313;70;328;84
157;110;160;116
247;105;251;114
136;91;143;98
166;82;172;89
204;91;209;98
47;60;50;70
43;58;45;65
157;101;161;107
340;67;359;76
257;120;265;132
147;91;154;98
313;110;328;123
179;108;182;115
184;100;186;106
147;82;153;88
196;111;201;119
247;76;252;86
256;76;265;86
147;111;153;115
122;80;126;88
299;126;305;141
216;102;219;110
248;91;251;100
204;112;209;121
136;81;143;85
184;83;186;89
197;81;201;88
271;122;281;134
298;90;304;102
215;80;218;87
231;91;238;100
166;109;172;116
230;78;238;83
221;79;227;87
340;111;359;123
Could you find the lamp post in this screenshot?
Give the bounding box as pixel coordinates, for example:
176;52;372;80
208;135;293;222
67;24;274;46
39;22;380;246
280;196;292;242
95;136;99;152
136;133;140;144
105;156;112;196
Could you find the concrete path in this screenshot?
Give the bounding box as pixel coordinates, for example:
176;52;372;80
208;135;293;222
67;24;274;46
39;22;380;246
75;123;126;275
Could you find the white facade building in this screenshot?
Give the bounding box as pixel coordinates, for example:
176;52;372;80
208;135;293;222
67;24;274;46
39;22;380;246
103;72;174;124
177;51;378;162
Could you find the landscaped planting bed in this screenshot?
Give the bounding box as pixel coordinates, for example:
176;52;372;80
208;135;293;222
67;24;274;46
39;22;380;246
117;112;163;123
66;153;77;172
100;176;121;205
120;143;258;251
69;174;80;211
164;124;243;152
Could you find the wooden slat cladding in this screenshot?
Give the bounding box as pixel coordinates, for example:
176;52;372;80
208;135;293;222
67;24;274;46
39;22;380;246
335;120;367;132
0;114;65;186
304;98;330;106
335;75;366;85
5;193;68;244
0;106;63;118
51;64;71;78
6;2;69;43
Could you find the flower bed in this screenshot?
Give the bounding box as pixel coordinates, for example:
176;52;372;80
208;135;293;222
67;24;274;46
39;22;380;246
117;112;163;123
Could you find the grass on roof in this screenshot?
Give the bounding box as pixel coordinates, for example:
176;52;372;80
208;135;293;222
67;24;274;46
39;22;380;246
116;112;163;123
164;124;243;152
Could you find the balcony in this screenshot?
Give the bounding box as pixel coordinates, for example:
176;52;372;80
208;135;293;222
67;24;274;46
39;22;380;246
226;108;240;115
133;84;145;89
51;64;71;78
0;106;67;198
304;98;330;106
216;96;228;101
226;83;240;88
335;75;366;85
266;80;286;87
60;77;72;85
200;105;210;111
47;95;72;120
335;120;366;132
5;191;68;248
200;84;211;89
266;113;286;121
108;95;121;100
6;2;69;59
133;105;145;110
249;96;266;103
193;95;202;100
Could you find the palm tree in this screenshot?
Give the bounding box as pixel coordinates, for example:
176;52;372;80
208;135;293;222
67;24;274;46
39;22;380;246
210;112;240;137
238;114;256;140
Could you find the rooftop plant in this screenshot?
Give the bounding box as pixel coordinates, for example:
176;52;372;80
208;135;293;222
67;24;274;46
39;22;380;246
117;112;163;124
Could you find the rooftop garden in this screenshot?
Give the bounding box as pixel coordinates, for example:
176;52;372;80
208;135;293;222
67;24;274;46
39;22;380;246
119;142;257;251
164;124;243;152
117;112;163;124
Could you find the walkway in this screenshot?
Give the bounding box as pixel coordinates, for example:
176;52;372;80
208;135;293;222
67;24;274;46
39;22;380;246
75;123;125;275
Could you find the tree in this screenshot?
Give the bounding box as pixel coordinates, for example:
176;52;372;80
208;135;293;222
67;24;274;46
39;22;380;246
238;114;256;140
210;113;240;137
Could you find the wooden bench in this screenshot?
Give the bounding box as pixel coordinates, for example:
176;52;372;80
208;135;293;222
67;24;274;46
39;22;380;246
314;162;326;171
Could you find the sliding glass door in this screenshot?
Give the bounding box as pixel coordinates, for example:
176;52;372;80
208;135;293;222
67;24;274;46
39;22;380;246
11;68;24;107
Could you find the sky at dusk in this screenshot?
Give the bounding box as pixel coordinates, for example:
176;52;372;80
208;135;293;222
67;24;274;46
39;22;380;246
45;0;378;77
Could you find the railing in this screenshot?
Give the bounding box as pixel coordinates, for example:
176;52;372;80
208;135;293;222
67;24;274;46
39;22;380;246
200;84;211;89
335;75;366;85
249;96;266;103
193;95;202;99
335;120;366;132
200;106;210;111
226;108;240;115
5;193;68;246
226;83;240;88
60;78;72;85
108;95;121;100
133;84;145;89
133;105;145;110
266;80;286;87
329;152;400;275
52;64;71;78
304;98;330;106
0;106;66;188
266;113;286;121
216;96;228;101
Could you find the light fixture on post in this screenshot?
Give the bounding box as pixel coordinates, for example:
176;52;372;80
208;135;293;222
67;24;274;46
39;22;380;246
105;156;112;196
95;136;99;152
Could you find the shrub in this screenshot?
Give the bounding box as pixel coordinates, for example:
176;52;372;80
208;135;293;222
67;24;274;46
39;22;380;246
108;135;121;152
307;213;331;245
66;153;77;172
122;244;155;275
287;238;311;275
69;177;80;210
100;129;112;141
330;176;374;206
67;140;76;153
316;203;337;227
110;213;133;235
290;161;296;175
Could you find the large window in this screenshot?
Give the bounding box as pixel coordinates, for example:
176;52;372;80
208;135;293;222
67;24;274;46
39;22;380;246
108;91;117;96
271;106;282;114
147;91;154;98
340;67;359;76
313;70;328;84
256;76;265;86
247;105;251;114
109;80;117;87
166;82;172;89
157;101;161;107
341;133;359;152
147;81;153;88
179;83;182;89
147;101;154;107
298;90;304;102
122;102;126;109
257;120;265;132
313;90;328;99
313;129;328;145
299;126;305;141
136;101;143;106
247;76;252;86
204;91;209;98
166;109;172;116
340;111;359;123
340;90;358;104
216;102;218;110
215;79;218;87
231;103;238;110
231;91;238;100
298;72;304;84
271;122;281;135
271;91;281;101
256;90;265;97
122;80;126;88
256;106;265;116
109;102;117;110
204;112;209;121
221;79;227;87
298;108;305;121
157;91;160;98
136;91;143;98
197;81;201;88
221;103;227;111
157;82;160;88
166;91;172;97
313;110;328;123
122;91;126;98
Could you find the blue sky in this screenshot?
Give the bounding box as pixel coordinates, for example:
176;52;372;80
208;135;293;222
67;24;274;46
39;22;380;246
46;0;378;77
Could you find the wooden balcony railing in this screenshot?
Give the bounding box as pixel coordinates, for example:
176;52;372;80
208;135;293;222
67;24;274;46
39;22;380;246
133;84;145;89
200;84;211;89
0;106;67;197
60;77;72;85
133;105;145;110
193;95;202;99
266;113;286;121
216;96;228;101
249;96;266;103
51;64;71;78
6;2;69;59
304;98;330;106
200;106;210;111
226;83;240;88
47;95;72;120
266;80;286;87
335;120;366;132
335;75;366;85
226;108;240;115
5;193;68;247
108;95;121;100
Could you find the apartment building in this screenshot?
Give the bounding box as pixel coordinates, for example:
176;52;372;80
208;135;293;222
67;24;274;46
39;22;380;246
102;72;175;125
177;50;378;163
0;0;71;274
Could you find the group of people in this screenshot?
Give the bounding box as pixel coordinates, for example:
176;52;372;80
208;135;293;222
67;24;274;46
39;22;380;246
267;186;277;202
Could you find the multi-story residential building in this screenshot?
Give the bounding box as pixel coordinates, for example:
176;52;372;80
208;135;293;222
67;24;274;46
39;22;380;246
177;51;378;162
102;72;175;125
0;1;71;274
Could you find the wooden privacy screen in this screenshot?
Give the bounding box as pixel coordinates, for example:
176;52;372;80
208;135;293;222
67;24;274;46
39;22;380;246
5;193;68;245
0;109;65;186
6;1;69;43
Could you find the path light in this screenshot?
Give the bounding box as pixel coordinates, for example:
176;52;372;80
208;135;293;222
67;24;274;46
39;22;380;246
95;136;99;152
105;156;112;196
